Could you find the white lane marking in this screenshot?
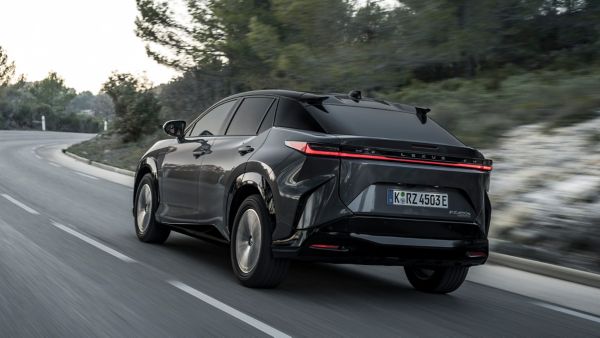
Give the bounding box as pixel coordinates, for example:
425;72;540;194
74;171;98;180
534;302;600;324
32;146;43;159
169;281;291;338
48;162;61;168
50;221;136;263
1;194;40;215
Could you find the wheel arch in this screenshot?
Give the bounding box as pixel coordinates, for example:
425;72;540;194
227;171;276;241
134;157;160;208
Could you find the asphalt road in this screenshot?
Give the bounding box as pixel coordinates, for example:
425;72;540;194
1;130;599;337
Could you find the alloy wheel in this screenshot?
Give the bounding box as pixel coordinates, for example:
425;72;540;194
235;209;262;274
136;184;152;233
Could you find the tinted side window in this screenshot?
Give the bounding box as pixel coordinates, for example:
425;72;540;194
190;100;237;137
226;97;274;136
275;98;324;132
257;99;277;134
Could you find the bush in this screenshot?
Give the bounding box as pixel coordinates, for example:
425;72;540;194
381;65;600;148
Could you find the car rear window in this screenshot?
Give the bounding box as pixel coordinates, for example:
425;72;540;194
312;104;463;146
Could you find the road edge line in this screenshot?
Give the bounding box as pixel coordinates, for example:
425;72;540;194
488;252;600;289
63;150;135;177
533;302;600;324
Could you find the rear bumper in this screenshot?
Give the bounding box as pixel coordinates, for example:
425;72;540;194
271;216;488;266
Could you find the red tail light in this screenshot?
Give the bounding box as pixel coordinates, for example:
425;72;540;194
285;141;493;171
466;251;487;258
309;244;347;251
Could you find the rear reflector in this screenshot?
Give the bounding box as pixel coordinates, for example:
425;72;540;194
285;141;493;171
309;244;342;250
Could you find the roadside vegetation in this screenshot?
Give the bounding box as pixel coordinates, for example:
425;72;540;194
0;48;112;133
67;64;600;170
67;72;163;170
65;0;600;168
67;132;160;171
385;65;600;147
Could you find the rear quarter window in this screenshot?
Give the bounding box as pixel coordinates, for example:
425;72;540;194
275;98;324;133
226;97;274;136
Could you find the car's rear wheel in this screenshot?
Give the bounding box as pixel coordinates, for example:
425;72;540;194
134;173;170;243
404;266;468;294
230;194;289;288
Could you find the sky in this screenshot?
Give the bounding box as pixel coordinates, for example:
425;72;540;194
0;0;179;93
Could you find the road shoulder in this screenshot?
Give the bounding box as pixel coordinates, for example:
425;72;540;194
44;145;134;187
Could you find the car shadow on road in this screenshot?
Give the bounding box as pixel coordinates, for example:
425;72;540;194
156;233;469;304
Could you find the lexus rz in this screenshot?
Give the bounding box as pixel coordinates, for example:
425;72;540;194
133;90;492;293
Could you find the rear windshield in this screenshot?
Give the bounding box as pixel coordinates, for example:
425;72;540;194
310;104;463;146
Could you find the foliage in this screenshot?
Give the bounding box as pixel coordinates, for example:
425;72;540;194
156;69;231;122
29;72;77;112
135;0;600;93
72;0;600;166
0;70;106;133
0;46;15;87
382;65;600;148
68;132;162;171
102;72;161;142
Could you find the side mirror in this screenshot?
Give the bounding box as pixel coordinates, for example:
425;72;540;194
163;120;186;140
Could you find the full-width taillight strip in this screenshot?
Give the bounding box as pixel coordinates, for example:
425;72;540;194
285;141;492;171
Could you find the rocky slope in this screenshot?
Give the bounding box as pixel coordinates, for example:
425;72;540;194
486;115;600;272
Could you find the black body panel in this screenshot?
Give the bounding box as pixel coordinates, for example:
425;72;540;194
134;89;492;267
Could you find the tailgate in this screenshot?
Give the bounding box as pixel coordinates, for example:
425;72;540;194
336;137;491;223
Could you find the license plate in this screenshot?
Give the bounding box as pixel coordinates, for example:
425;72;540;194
387;189;448;208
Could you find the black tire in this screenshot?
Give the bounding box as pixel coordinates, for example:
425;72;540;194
134;173;170;244
230;194;289;288
404;266;469;294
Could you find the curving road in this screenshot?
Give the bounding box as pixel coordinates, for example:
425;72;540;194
1;130;599;337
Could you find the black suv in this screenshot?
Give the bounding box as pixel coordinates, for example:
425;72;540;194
133;90;492;293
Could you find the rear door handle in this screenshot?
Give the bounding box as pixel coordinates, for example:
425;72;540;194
237;145;254;155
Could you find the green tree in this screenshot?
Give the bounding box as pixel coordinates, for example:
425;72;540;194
133;0;436;90
66;91;95;113
0;46;15;87
102;72;161;142
30;72;76;111
91;93;116;120
131;0;600;96
136;0;275;92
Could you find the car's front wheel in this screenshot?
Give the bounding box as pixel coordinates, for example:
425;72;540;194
404;266;468;294
230;194;289;288
134;173;170;243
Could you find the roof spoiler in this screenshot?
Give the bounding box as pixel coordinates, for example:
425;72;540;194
298;93;329;104
298;93;329;112
390;102;431;124
415;107;431;124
